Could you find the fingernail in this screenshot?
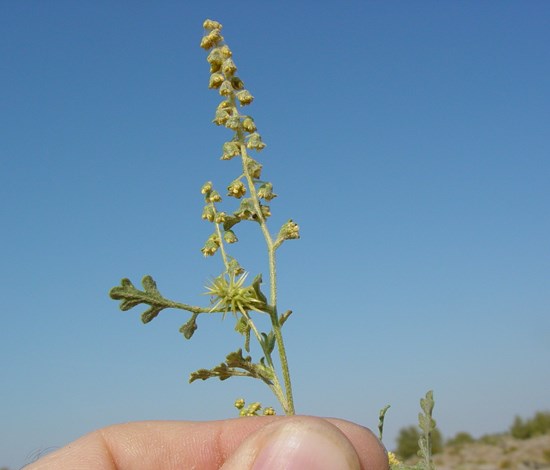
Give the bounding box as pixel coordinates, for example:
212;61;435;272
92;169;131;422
251;420;360;470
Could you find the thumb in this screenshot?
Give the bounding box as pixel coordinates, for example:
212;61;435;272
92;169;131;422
221;416;362;470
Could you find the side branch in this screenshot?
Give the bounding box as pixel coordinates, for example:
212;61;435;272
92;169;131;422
109;275;218;324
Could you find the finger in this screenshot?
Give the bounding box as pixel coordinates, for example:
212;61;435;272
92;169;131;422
221;416;361;469
26;417;388;469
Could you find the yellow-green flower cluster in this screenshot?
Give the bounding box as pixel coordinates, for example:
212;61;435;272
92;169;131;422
388;451;401;467
227;179;246;198
234;397;245;409
257;182;276;201
234;398;276;416
278;220;300;241
201;233;220;257
200;20;223;47
200;181;239;257
201;19;267;158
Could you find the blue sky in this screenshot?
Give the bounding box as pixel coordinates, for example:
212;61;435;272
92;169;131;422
1;1;549;468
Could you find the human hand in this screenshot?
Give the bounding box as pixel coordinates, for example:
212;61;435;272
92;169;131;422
26;415;389;469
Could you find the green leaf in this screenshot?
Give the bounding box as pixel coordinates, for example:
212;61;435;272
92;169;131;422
110;275;210;324
109;276;164;323
222;215;241;232
279;310;292;326
416;390;436;470
141;306;163;323
420;390;435;422
189;364;234;382
234;315;251;352
251;274;267;305
180;313;199;339
110;278;143;311
142;275;160;295
226;349;274;382
261;331;276;355
378;405;391;441
189;349;274;385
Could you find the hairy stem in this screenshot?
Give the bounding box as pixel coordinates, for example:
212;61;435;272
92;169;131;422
239;307;287;409
212;207;230;270
239;142;295;415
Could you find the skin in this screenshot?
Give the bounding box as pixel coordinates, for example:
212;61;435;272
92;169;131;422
25;416;389;469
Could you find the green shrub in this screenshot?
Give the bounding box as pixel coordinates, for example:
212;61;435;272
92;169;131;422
396;426;421;460
511;416;529;439
478;433;503;445
446;431;475;447
510;411;550;439
395;425;443;460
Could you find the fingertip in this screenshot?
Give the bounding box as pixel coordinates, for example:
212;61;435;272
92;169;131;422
221;416;386;470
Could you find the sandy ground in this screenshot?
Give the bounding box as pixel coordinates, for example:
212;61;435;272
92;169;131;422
403;434;550;470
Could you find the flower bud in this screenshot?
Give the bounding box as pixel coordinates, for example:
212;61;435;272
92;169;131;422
227;179;247;198
236;90;254;105
260;205;271;218
207;48;223;65
206;190;222;203
263;407;275;416
208;73;224;89
200;29;223;50
221;141;240;160
257;182;277;200
246;158;262;179
220;45;232;58
201;234;220;256
203;19;223;31
246;132;266;151
213;108;230;126
234;398;245;410
222;58;237;76
219;80;233;97
223;230;238;244
235;198;255;220
228;258;244;276
242;117;256;133
214;211;227;224
202;205;215;222
201;181;213;194
201;242;217;257
225;116;241;130
248;402;261;413
231;76;245;90
207;49;223;73
279;220;300;240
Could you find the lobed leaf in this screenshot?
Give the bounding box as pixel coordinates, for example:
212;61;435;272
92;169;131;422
189;349;275;385
110;275;210;324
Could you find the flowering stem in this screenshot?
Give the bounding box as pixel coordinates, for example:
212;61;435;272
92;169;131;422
198;19;299;416
111;19;301;420
212;209;230;271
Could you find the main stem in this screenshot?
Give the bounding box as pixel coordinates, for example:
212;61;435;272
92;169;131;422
239;142;295;415
267;249;295;415
240;307;286;409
